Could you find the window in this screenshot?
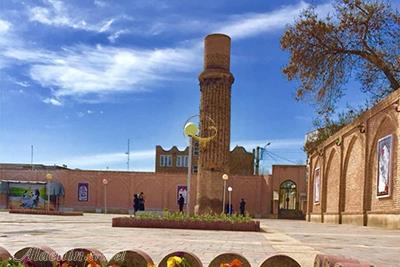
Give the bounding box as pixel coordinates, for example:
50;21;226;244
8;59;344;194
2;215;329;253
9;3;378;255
193;165;198;173
193;142;199;156
176;156;182;167
176;155;189;167
160;155;172;167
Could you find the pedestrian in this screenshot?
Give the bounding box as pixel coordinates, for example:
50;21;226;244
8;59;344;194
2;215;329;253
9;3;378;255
133;194;139;215
239;198;246;216
178;194;185;213
139;192;145;211
225;203;229;214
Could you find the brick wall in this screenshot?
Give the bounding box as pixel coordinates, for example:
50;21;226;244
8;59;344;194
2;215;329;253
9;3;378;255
0;168;271;217
307;89;400;228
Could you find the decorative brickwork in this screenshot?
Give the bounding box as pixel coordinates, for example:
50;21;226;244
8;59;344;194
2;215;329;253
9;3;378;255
196;34;234;214
307;89;400;228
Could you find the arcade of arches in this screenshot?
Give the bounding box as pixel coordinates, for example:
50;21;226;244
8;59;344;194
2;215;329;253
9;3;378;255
307;89;400;229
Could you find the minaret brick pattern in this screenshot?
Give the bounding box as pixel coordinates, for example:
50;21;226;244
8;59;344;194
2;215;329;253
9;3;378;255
195;34;234;214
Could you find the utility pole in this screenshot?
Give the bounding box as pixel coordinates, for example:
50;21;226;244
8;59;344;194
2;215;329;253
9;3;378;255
31;145;34;170
255;146;260;176
126;139;130;171
254;142;271;176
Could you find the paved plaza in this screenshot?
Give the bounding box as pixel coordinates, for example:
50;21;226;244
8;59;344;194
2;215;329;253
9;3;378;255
0;212;399;267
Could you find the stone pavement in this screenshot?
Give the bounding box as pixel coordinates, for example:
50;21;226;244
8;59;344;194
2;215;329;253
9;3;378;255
0;212;399;267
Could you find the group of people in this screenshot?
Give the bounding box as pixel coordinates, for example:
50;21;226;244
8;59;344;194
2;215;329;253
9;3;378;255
133;192;247;216
132;192;145;214
225;198;246;216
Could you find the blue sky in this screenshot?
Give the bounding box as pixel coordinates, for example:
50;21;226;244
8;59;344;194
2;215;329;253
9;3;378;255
0;0;397;172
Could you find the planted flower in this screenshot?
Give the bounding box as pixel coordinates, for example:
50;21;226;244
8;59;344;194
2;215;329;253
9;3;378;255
85;253;101;267
220;259;242;267
166;256;191;267
0;258;28;267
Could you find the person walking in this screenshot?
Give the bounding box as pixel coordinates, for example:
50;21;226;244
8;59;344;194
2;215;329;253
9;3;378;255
139;192;145;211
178;194;185;213
133;194;139;215
239;198;246;216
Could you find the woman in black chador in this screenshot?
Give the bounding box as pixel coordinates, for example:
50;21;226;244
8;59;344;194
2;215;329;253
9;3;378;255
138;192;145;211
133;194;139;214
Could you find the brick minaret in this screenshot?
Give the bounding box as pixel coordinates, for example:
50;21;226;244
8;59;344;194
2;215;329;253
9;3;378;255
195;34;234;214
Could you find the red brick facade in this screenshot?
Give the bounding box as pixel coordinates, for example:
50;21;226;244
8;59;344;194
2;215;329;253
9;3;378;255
0;163;307;218
155;145;254;176
0;165;272;217
307;89;400;228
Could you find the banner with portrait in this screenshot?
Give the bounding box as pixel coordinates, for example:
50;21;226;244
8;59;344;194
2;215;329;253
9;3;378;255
177;185;187;204
377;135;392;198
8;182;47;209
313;167;321;204
78;183;89;202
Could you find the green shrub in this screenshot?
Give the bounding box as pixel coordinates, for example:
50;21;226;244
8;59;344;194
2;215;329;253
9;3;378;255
134;211;252;223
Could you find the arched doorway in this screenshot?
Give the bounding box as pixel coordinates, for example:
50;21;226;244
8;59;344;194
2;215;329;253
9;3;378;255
279;180;297;210
278;180;303;219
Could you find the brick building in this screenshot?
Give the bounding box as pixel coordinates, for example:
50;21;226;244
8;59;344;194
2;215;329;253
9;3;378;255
307;89;400;229
0;163;306;218
155;144;254;175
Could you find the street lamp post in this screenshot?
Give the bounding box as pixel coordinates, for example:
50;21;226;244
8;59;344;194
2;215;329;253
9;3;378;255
46;173;53;212
222;174;229;213
183;122;199;215
102;178;109;214
227;186;233;215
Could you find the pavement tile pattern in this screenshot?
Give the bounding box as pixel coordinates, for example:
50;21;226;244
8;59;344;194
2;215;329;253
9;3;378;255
0;213;398;267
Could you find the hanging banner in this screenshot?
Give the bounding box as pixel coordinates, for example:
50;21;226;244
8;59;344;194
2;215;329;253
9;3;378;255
177;185;187;204
8;182;47;209
313;167;321;204
78;183;89;202
377;135;392;198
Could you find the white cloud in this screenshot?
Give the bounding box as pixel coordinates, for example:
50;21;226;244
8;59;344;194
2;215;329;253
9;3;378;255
29;0;117;33
100;19;114;32
94;0;107;8
107;29;129;43
0;19;11;33
216;1;332;39
14;81;30;87
24;45;198;97
43;97;62;106
1;1;333;102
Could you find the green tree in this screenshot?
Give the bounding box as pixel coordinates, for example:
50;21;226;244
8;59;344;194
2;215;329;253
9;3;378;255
281;0;400;116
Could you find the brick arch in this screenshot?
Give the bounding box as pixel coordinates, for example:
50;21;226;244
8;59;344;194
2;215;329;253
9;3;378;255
342;134;364;213
310;157;321;213
366;115;398;211
323;148;340;213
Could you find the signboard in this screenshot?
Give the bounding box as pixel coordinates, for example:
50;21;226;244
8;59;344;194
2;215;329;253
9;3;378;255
313;167;321;204
8;182;47;209
273;191;279;201
78;183;89;202
377;135;392;198
177;185;187;204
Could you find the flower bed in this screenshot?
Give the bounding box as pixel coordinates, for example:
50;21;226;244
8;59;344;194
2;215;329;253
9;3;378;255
112;212;260;232
9;209;83;216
